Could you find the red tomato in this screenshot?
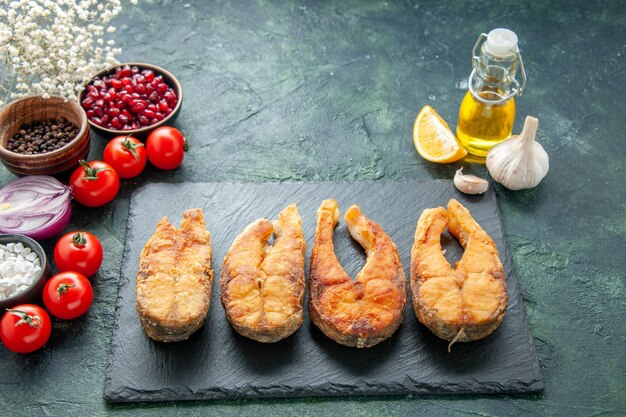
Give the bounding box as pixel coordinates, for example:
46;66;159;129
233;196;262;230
54;231;103;277
1;304;51;353
70;160;120;207
146;126;187;170
43;272;93;320
103;135;147;178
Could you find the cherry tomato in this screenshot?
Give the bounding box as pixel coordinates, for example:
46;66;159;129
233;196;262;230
103;135;147;178
70;160;120;207
146;126;187;170
1;304;51;353
54;231;103;277
43;272;93;320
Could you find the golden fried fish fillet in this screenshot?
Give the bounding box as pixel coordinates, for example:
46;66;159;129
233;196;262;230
136;208;213;342
220;204;306;343
309;200;406;348
410;199;507;350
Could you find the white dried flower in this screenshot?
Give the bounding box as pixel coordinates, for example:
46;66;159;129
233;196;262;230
0;0;137;107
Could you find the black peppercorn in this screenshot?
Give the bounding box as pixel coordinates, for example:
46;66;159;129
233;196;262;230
7;118;79;155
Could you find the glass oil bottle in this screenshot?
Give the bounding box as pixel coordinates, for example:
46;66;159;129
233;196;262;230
457;28;527;157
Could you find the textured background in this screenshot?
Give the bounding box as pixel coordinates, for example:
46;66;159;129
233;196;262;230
0;0;624;416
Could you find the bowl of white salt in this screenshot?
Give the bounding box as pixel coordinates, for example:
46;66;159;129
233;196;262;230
0;235;51;310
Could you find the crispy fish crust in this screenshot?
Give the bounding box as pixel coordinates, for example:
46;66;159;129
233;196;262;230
410;199;507;346
220;204;306;343
136;208;213;342
309;200;406;348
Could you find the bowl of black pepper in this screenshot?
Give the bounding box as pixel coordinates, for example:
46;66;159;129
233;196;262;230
0;95;90;176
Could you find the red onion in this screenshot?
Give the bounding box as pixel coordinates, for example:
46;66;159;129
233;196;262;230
0;176;73;240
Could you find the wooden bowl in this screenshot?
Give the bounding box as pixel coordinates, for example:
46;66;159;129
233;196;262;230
0;234;52;311
0;95;90;176
77;62;183;138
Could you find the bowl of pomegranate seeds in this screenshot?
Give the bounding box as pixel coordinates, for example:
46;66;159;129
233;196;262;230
78;62;182;136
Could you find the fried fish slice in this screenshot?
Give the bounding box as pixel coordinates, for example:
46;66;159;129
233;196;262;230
410;199;507;350
136;208;213;342
309;200;406;348
220;204;306;343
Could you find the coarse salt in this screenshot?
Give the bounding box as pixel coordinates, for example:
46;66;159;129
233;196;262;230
0;243;41;301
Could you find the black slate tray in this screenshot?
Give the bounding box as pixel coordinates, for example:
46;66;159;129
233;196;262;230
104;181;543;402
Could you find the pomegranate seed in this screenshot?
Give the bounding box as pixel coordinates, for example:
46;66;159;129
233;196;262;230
147;103;157;112
115;67;123;78
130;122;139;129
139;115;150;125
131;66;139;74
86;109;95;118
82;97;94;108
158;99;169;112
111;78;122;89
121;65;132;77
121;109;132;118
101;115;109;124
135;83;146;94
132;103;146;114
103;93;113;103
94;99;104;108
92;117;102;125
145;83;155;93
125;84;134;94
121;77;132;86
108;107;120;117
155;112;165;121
123;124;131;130
93;79;104;88
119;114;129;124
143;109;155;118
111;117;122;129
164;93;177;106
148;91;159;102
157;83;168;94
150;117;159;125
93;107;104;117
143;70;155;82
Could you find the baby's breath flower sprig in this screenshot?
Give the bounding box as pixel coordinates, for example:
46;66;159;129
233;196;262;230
0;0;138;107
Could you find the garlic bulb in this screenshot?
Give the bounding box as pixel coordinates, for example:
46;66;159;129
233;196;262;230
454;167;489;194
486;116;549;190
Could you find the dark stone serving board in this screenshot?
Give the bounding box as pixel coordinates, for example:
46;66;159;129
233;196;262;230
104;181;543;402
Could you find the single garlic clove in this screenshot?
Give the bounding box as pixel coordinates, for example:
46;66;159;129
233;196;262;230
486;116;549;190
454;167;489;194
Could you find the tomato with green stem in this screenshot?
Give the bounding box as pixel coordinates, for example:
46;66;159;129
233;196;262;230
0;304;51;353
43;272;93;320
54;231;103;277
70;160;120;207
103;135;147;178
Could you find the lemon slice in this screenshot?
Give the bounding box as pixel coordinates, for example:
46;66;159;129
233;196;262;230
413;105;467;163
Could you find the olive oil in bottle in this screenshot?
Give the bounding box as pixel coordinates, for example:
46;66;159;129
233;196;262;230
457;28;526;157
